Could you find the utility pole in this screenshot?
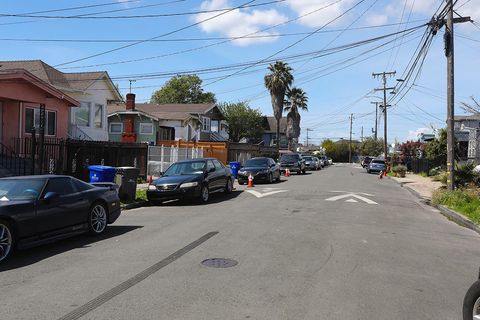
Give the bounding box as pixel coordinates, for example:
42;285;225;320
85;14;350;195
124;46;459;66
370;101;380;140
306;128;313;147
349;114;354;163
429;3;471;191
373;71;396;160
361;126;364;142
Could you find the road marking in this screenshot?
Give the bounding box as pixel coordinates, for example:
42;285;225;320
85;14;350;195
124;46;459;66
331;191;374;196
57;232;218;320
245;188;288;198
325;193;378;205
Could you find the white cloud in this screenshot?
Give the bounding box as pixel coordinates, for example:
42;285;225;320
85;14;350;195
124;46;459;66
194;0;288;46
285;0;355;28
117;0;130;8
406;127;432;141
365;13;389;26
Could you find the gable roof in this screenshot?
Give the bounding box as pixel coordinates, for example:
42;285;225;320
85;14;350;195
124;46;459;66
107;103;219;121
454;113;480;121
0;60;122;100
263;116;287;133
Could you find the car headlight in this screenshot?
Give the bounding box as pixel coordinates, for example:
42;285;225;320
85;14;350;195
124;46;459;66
180;182;199;188
238;170;246;174
148;184;157;190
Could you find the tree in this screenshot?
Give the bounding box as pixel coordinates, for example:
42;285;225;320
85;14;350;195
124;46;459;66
424;128;448;162
359;137;384;157
219;102;264;143
460;96;480;114
284;87;308;150
321;139;335;155
150;74;216;104
264;61;293;151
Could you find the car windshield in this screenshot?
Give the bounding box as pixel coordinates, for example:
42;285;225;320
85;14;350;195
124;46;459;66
372;160;385;164
245;159;268;167
303;156;313;161
0;179;45;201
163;161;206;176
281;155;299;162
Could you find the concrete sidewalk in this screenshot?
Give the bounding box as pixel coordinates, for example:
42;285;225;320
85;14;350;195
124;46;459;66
389;173;443;200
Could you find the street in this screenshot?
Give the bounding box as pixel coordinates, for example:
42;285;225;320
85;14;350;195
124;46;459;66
1;164;479;319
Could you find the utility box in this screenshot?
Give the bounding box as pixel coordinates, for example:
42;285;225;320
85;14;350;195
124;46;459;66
116;167;140;202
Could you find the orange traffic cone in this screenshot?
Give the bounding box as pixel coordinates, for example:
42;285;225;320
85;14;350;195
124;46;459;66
247;174;254;188
379;171;383;179
148;175;153;184
285;168;290;177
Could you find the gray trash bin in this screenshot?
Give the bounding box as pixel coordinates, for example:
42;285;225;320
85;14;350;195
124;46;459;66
115;167;140;202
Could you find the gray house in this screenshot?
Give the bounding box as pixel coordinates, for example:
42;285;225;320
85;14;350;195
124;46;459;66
454;113;480;162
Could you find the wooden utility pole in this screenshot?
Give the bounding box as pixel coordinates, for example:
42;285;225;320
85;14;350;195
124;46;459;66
349;114;354;163
370;101;380;140
428;3;471;190
361;126;364;142
373;71;396;160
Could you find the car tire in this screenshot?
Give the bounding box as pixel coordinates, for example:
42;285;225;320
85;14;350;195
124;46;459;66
463;280;480;320
237;178;244;185
268;173;273;184
297;170;301;175
88;202;108;235
0;220;14;264
225;179;233;194
302;169;306;174
198;184;210;204
367;169;371;174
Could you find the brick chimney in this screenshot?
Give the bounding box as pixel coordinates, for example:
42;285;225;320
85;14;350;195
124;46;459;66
126;93;135;110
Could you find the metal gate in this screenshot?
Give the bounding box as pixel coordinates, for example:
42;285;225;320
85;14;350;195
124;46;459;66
147;145;203;178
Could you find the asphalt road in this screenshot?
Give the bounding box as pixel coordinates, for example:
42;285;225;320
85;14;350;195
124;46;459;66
1;164;480;320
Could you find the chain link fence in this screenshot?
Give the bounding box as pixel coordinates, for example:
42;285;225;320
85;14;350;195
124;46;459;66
147;145;203;178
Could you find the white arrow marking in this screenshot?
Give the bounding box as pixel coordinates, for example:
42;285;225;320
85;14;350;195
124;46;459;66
325;193;378;204
331;191;374;197
245;189;288;198
345;199;358;203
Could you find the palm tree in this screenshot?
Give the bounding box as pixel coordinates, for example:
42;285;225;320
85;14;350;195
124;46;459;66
264;61;293;151
284;87;308;150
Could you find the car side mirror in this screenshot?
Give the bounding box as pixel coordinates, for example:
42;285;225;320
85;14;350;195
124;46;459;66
43;192;59;203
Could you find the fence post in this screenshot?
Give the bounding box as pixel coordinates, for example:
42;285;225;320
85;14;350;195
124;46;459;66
30;129;36;175
160;145;164;173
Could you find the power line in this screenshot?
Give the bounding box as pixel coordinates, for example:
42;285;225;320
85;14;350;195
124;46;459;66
52;0;257;68
0;0;286;19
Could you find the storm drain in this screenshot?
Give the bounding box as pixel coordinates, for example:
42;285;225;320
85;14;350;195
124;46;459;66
201;258;238;268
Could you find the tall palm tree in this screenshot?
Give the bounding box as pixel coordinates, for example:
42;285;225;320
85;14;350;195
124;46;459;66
264;61;293;151
284;87;308;150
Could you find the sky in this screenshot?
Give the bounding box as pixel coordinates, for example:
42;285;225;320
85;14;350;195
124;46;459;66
1;0;479;145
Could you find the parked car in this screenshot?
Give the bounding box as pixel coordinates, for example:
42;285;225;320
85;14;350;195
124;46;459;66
313;157;322;170
327;157;333;165
279;153;306;175
0;175;121;264
361;156;374;168
237;157;281;184
367;159;386;173
302;156;320;171
147;158;233;204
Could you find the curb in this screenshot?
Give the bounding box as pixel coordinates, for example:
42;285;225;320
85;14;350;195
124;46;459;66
121;201;148;210
388;176;480;235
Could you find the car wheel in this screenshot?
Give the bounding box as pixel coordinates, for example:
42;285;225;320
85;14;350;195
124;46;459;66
297;170;301;175
237;178;244;185
463;280;480;320
302;169;306;174
268;173;273;184
367;169;371;174
225;179;233;194
0;220;14;264
199;184;210;204
88;202;108;235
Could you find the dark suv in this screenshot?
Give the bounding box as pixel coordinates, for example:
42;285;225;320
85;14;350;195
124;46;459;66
279;153;306;175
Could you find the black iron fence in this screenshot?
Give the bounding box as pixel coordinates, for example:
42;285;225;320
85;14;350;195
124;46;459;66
2;137;147;181
408;158;444;174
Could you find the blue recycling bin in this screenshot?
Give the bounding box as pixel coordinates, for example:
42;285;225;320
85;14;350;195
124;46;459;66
229;161;241;179
88;165;116;183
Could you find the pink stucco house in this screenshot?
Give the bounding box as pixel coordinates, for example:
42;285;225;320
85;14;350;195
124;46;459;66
0;68;79;149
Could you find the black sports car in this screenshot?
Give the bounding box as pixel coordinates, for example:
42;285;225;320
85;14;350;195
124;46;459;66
147;158;233;204
237;157;281;184
0;175;121;263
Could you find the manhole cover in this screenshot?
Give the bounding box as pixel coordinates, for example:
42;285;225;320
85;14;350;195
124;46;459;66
201;258;238;268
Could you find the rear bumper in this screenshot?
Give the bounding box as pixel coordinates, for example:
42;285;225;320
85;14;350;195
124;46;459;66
108;207;121;224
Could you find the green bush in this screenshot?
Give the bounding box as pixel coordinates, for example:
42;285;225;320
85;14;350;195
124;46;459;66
432;188;480;224
418;172;429;178
428;166;442;177
392;165;407;173
455;162;479;187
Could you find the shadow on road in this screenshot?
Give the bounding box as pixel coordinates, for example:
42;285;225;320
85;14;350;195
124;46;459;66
0;225;143;271
151;190;243;207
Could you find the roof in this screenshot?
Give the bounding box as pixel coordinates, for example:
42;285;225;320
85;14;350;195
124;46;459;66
0;60;122;100
107;102;219;121
454;113;480;121
263;116;287;133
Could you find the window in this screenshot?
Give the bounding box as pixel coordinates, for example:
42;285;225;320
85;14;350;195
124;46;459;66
213;159;224;170
94;104;103;128
210;120;219;133
44;178;75;196
75;102;90;127
109;123;123;134
159;127;174;140
72;178;94;192
139;123;154;135
202;117;211;131
25;107;56;135
207;160;215;171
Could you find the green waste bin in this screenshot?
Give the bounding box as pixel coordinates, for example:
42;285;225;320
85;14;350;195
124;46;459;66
115;167;140;202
